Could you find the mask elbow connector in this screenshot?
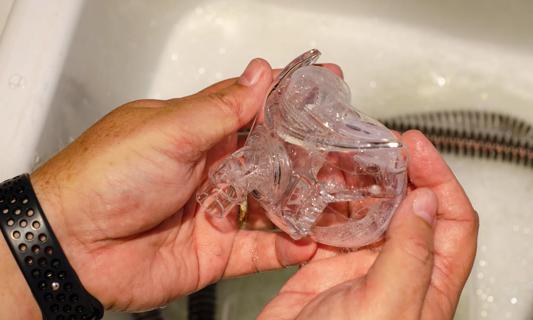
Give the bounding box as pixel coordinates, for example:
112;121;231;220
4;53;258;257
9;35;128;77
196;154;253;218
196;181;245;218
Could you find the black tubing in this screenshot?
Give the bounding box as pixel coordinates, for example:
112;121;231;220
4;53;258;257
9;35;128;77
187;284;216;320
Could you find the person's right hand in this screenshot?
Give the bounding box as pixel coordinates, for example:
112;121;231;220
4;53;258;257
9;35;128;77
259;130;479;320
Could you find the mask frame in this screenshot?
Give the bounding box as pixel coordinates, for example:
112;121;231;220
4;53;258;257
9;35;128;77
197;49;407;248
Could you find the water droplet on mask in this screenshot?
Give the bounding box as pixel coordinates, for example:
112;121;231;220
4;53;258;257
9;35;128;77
369;184;382;195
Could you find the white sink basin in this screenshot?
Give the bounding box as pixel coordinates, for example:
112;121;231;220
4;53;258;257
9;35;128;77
1;1;533;319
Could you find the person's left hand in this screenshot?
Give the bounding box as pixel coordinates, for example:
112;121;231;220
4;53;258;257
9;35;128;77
24;59;341;314
259;131;479;320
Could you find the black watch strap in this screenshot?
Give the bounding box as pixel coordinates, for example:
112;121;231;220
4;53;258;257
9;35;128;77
0;174;104;320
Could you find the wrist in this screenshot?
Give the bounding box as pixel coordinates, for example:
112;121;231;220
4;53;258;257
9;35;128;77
0;233;41;319
0;172;105;318
29;170;69;252
29;170;90;281
30;170;109;311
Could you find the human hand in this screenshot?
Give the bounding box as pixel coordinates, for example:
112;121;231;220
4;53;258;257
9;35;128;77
259;130;479;320
2;58;343;316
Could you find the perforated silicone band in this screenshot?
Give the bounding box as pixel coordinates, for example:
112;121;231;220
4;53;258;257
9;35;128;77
0;174;103;320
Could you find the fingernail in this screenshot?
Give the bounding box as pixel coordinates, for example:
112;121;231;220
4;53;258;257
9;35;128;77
412;188;437;225
238;58;263;87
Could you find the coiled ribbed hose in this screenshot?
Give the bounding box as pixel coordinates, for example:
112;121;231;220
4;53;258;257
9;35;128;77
130;110;532;320
381;110;533;166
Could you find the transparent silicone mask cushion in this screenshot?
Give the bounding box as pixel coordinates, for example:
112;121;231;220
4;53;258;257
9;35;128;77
197;50;407;248
267;64;399;150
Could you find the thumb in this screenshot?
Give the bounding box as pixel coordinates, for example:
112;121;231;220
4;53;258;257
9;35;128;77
365;188;438;319
170;58;273;152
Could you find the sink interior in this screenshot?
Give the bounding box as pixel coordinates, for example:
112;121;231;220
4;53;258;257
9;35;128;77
22;0;533;319
0;0;13;36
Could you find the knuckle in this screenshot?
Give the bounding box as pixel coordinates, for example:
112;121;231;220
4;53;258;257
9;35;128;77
405;129;430;143
125;98;166;108
405;129;423;137
251;232;263;273
209;91;243;123
401;237;433;266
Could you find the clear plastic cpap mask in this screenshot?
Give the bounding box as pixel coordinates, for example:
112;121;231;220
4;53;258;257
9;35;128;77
197;49;407;248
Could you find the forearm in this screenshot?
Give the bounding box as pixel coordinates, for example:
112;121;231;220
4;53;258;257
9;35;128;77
0;236;41;319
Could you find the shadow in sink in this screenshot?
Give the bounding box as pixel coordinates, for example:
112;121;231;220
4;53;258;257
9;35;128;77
34;0;205;164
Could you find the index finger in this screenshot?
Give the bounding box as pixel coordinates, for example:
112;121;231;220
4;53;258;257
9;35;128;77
402;130;476;223
402;130;479;315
